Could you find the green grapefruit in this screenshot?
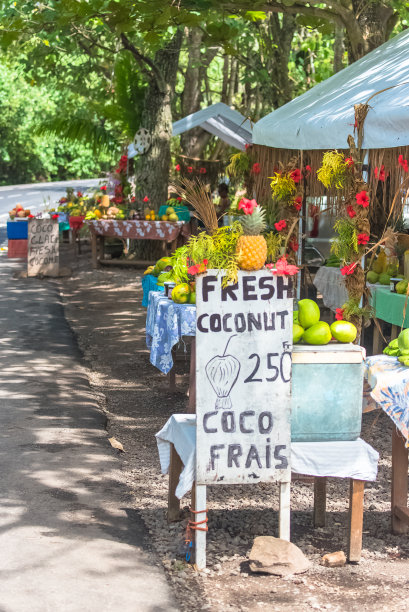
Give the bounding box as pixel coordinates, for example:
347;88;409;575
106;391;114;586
171;283;191;304
188;291;196;304
293;323;304;344
298;299;320;329
330;320;357;343
302;321;332;345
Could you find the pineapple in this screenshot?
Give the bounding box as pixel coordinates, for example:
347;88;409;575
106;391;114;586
237;206;267;271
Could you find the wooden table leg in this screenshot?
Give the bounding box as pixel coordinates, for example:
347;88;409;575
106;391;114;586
188;338;196;414
391;426;409;534
391;325;399;340
314;477;327;527
167;443;183;522
168;367;176;392
347;479;365;562
91;234;98;268
372;319;383;355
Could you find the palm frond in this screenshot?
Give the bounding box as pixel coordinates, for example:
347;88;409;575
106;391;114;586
35;116;116;154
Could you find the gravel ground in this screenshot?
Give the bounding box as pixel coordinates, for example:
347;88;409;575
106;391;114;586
58;244;409;611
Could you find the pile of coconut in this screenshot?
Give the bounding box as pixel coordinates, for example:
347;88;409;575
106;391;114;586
9;204;31;219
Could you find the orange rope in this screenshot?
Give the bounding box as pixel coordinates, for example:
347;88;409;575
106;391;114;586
185;508;208;545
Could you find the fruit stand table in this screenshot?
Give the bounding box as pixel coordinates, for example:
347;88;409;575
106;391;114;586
141;274;164;307
365;355;409;534
369;286;409;353
87;219;191;268
146;291;196;400
155;414;379;563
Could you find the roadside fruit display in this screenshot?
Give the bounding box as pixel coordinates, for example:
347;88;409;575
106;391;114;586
171;283;191;304
9;203;31;218
292;298;358;346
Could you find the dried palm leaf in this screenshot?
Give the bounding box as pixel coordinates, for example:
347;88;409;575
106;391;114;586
171;178;218;235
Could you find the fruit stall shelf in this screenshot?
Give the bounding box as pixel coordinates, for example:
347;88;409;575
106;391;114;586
86;219;192;269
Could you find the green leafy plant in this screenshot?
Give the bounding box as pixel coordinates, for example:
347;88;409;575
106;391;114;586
265;231;283;263
226;152;251;178
331;218;358;261
317;150;349;189
342;298;374;321
270;172;296;201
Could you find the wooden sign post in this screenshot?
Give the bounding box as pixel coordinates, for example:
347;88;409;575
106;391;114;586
27;219;59;277
195;270;293;569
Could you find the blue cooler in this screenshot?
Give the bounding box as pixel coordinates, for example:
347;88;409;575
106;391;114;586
7;220;28;239
291;344;364;442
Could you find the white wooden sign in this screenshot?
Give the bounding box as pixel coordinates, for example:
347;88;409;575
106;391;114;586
195;270;293;486
27;219;59;277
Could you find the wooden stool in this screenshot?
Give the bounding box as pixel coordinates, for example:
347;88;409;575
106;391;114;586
167;445;365;562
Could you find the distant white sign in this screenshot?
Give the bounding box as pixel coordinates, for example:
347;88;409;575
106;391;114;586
27;219;59;277
195;270;293;486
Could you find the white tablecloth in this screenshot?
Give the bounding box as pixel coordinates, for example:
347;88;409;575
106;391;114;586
313;266;348;311
156;415;379;499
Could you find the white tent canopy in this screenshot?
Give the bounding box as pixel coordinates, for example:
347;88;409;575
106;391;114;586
172;102;252;151
253;28;409;151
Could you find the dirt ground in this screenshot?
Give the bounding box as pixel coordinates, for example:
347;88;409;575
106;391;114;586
57;242;409;611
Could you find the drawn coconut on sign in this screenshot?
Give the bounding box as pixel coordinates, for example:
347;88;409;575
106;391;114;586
205;335;240;410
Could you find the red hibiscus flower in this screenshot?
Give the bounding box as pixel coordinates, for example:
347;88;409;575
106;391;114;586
199;167;207;174
245;143;251;151
374;165;385;181
252;162;261;175
305;165;312;175
289;238;299;252
341;262;357;276
356;190;369;207
52;214;59;220
290;169;302;183
188;259;208;276
100;185;107;191
294;196;302;211
175;164;181;172
398;154;409;172
274;219;287;232
131;196;136;202
77;191;83;198
238;198;258;215
143;196;149;203
267;257;299;276
28;214;35;219
346;205;356;218
187;166;193;173
357;233;370;245
345;157;354;167
335;308;344;321
177;197;182;202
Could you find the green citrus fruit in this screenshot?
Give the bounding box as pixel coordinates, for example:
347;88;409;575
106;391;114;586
298;299;320;330
396;280;408;294
171;283;191;304
302;321;332;345
330;320;357;343
378;273;391;285
366;271;379;284
188;291;196;304
293;323;304;344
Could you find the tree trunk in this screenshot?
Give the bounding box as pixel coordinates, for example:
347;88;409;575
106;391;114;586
133;30;182;208
333;25;344;73
348;0;397;61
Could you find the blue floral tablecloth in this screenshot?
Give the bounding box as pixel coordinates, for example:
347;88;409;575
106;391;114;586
141;274;164;307
365;355;409;446
146;292;196;373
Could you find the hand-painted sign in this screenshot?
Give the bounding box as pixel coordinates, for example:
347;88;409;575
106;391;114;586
27;219;59;277
195;270;293;485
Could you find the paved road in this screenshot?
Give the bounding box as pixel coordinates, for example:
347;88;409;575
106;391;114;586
0;179;101;246
0;257;178;612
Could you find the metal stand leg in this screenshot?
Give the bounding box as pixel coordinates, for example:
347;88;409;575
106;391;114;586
279;481;291;541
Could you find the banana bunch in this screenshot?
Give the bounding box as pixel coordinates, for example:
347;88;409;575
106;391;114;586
383;338;409;365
